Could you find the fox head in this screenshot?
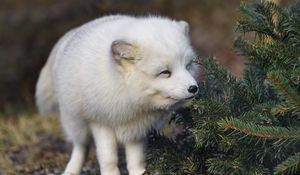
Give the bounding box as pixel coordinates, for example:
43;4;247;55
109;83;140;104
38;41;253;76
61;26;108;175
111;19;199;110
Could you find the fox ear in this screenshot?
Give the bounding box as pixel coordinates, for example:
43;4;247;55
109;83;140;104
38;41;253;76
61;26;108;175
111;40;137;64
178;20;189;36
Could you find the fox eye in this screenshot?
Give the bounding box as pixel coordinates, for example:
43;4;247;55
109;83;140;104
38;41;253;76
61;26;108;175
159;70;171;78
186;62;193;70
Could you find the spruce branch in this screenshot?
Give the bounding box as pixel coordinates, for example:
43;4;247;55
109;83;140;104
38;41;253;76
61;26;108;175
274;152;300;175
200;57;251;106
218;117;300;140
206;157;269;175
268;71;300;109
237;1;285;41
206;158;244;175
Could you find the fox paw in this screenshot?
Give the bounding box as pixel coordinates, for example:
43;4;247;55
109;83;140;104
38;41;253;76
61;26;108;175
61;172;76;175
128;169;146;175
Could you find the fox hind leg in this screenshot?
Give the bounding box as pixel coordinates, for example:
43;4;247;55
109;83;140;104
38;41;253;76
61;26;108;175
60;111;90;175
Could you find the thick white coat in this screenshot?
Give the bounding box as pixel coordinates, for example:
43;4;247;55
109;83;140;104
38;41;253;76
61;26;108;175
36;15;199;175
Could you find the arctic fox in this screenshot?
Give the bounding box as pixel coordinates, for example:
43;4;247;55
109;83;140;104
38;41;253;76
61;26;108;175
36;15;199;175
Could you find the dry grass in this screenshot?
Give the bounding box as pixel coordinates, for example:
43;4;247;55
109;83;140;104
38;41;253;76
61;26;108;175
0;113;69;174
0;113;60;149
0;112;183;174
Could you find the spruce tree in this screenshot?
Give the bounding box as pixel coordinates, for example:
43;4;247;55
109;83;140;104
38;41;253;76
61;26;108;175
146;1;300;175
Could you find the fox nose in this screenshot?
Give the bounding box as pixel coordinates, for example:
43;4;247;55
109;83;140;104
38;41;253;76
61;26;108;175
188;85;198;94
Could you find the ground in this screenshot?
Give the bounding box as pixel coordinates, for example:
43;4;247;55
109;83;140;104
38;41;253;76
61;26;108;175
0;110;193;175
0;113;133;175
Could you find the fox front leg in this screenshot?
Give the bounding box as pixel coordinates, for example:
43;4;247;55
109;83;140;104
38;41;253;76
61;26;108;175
125;139;146;175
91;124;120;175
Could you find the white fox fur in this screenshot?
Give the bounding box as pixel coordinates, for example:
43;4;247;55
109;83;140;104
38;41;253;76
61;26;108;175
35;15;199;175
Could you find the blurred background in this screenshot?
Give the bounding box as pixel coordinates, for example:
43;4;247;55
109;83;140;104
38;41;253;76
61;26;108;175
0;0;245;113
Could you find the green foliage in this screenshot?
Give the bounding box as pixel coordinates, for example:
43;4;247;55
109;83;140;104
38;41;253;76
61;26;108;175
274;153;300;175
219;117;300;140
206;157;269;175
146;1;300;174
